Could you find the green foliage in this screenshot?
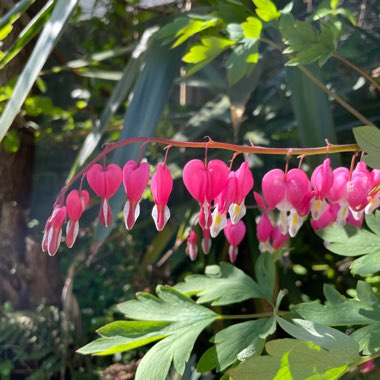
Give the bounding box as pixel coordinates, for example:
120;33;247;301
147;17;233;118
252;0;280;22
197;318;274;372
353;126;380;169
78;286;217;380
228;339;349;380
0;0;78;142
293;281;380;326
317;212;380;275
241;17;262;39
280;14;339;66
2;129;20;153
182;36;236;75
175;253;275;306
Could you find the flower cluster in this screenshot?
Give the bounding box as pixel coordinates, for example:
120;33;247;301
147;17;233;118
42;153;380;262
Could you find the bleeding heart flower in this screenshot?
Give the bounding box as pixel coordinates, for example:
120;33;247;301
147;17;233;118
150;163;173;231
310;158;334;220
271;227;288;250
210;174;237;237
229;161;254;224
87;163;122;227
123;160;150;230
256;213;273;253
42;205;67;256
365;169;380;214
347;162;372;215
224;219;246;263
183;159;229;229
310;203;339;231
65;190;89;248
186;229;198;261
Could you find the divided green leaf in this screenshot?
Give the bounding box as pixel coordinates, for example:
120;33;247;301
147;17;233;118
293;281;380;326
241;17;262;40
317;213;380;275
78;286;217;380
228;339;349;380
276;317;360;363
252;0;280;22
197;317;275;372
353;126;380;169
174;262;261;306
279;14;338;66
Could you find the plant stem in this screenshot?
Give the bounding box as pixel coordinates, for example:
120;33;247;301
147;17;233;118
332;53;380;92
259;37;375;127
56;136;360;204
218;310;287;320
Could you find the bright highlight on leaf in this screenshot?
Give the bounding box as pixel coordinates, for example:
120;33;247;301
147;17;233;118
252;0;281;22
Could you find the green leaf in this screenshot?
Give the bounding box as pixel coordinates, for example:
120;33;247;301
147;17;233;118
241;17;262;39
330;0;339;10
353;126;380;169
2;130;20;153
0;0;78;143
276;317;360;363
226;39;259;85
0;0;36;31
183;36;235;75
279;14;337;66
173;17;221;48
174;262;262;306
0;23;13;41
351;322;380;355
365;211;380;236
317;219;380;276
79;286;217;380
198;318;274;372
252;0;280;22
228;339;348;380
0;1;55;70
255;252;276;305
293;282;380;326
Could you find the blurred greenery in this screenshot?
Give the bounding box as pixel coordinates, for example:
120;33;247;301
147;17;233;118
0;0;379;378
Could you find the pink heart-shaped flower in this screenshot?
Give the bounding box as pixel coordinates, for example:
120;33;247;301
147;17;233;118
87;164;122;199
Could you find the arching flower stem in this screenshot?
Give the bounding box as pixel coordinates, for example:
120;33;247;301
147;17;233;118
57;136;360;206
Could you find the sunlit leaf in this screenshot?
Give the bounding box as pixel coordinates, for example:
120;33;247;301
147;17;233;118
252;0;280;22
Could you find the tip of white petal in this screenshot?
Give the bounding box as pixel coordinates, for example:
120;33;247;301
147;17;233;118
210;210;227;238
229;203;246;225
202;237;211;254
336;205;348;226
288;210;303;238
152;205;170;231
188;245;198;261
123;200;140;230
228;245;238;263
311;198;327;220
102;199;109;227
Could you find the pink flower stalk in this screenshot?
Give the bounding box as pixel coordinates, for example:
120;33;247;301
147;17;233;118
210;174;237;237
42;205;67;256
224;219;246;263
123;160;150;230
228;161;254;224
65;190;89;248
87;163;122;227
261;168;312;237
183;159;229;230
310;158;334;220
186;230;198;261
202;228;212;254
150;163;173;231
366;169;380;214
256;213;273;253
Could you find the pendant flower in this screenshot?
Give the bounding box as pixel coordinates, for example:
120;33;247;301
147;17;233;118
123;160;150;230
183;159;229;229
150;163;173;231
65;189;89;248
224;219;246;263
42;205;67;256
256;213;273;253
87;163;122;227
186;229;198;261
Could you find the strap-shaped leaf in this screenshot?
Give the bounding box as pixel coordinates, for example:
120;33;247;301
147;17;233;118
0;0;79;142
